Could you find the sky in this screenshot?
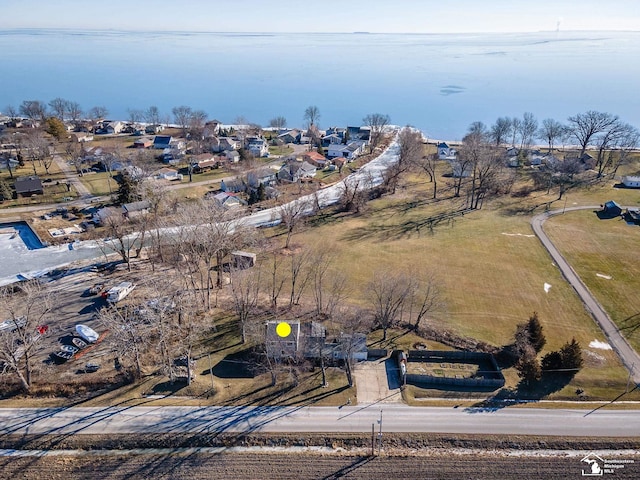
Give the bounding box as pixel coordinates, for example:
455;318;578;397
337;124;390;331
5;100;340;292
2;0;639;33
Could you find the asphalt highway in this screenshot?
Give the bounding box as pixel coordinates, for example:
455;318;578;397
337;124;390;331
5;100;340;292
1;404;639;437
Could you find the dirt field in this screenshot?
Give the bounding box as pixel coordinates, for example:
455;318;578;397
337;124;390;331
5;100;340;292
2;451;638;480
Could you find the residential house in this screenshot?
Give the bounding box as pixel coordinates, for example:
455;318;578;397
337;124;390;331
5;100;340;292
247;168;278;189
133;137;153;149
346;126;371;143
203;120;221;138
326;141;365;160
72;133;94;143
277;160;317;182
302;151;329;169
438;142;457;160
0;158;19;171
155;167;181;181
209;191;247;209
103;121;125;135
324;126;346;139
218;137;242;152
321;133;343;148
332;157;347;171
14;176;43;197
191;153;219;173
219;178;245;193
278;129;300;144
564;152;596;171
529;151;545;166
145;124;164;134
153;135;172;150
122;200;151;218
246;136;269;157
265;320;301;360
223;150;240;163
622;176;640;188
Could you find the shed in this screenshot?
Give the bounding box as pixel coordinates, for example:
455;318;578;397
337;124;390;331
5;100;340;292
622;176;640;188
602;201;622;217
231;250;256;269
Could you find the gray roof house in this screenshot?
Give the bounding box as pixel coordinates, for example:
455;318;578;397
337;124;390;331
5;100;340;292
153;135;172;149
14;176;43;197
265;320;301;360
277;160;317;182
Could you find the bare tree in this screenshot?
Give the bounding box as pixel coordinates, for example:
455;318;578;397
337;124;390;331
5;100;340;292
410;271;442;330
88;106;108;121
509;117;522;147
48;97;68;121
0;281;52;391
229;265;261;344
98;304;149;379
269;116;287;130
363;113;391;151
518;112;538;150
25;130;54;175
490;117;512;146
145;106;161;125
334;308;371;387
127;108;144;125
67;101;83;127
172;105;193;137
288;248;314;307
276;199;311;249
414;152;439;199
594;122;639;178
384;127;423;194
309;250;347;318
538;118;565;153
19;100;47;122
367;271;413;340
265;251;286;311
303;105;321;128
4;105;18;122
99;209;144;271
188;109;208;140
567;110;619;157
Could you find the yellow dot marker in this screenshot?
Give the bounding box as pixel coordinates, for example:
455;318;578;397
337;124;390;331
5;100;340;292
276;321;292;338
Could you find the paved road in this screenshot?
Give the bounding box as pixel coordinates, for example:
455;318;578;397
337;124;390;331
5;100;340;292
1;404;638;437
531;206;640;385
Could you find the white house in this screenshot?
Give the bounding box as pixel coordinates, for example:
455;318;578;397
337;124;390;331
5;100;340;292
104;121;125;135
155;167;182;181
246;136;269;157
438;142;457;160
623;176;640;188
327;141;365;160
224;150;240;163
209;191;246;209
277;160;317;182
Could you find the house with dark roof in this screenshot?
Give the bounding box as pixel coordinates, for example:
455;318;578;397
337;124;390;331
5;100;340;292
326;141;366;160
14;176;43;197
277;160;317;182
265;320;301;360
438;142;457;160
122;200;151;218
153;135;172;149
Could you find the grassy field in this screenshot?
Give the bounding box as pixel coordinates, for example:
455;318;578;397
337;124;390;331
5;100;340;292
281;165;640;401
78;171;116;196
545;209;640;352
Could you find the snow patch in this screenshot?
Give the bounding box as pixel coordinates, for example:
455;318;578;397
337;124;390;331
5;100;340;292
544;283;552;293
589;340;612;350
596;273;612;280
501;233;535;238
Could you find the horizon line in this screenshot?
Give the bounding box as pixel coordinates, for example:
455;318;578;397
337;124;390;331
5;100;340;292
1;27;639;35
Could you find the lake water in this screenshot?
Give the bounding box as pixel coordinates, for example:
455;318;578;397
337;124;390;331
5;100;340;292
1;29;639;139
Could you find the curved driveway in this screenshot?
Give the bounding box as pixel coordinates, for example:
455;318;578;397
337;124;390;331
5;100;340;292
531;206;640;385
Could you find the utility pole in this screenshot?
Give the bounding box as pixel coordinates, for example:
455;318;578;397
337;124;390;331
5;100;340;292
377;409;383;456
371;423;375;457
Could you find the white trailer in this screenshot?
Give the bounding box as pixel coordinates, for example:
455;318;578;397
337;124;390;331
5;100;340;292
105;282;136;304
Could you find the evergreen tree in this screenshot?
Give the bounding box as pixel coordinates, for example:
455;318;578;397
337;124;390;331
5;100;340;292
560;338;583;371
257;182;266;202
0;179;13;201
45;117;67;140
117;171;141;205
516;345;541;385
527;312;546;353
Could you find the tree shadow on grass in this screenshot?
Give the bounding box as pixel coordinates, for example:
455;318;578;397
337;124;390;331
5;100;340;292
465;373;575;413
210;349;255;379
